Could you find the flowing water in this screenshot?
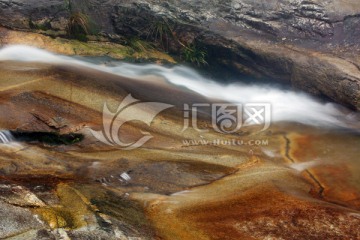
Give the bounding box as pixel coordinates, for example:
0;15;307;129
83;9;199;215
0;45;359;239
0;130;13;144
0;45;358;128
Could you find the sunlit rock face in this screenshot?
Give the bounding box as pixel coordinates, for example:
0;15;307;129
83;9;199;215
0;48;359;239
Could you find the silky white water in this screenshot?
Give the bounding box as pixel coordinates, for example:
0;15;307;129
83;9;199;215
0;130;13;144
0;45;357;129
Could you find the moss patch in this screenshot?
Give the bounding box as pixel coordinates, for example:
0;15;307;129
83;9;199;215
34;183;95;230
0;27;175;63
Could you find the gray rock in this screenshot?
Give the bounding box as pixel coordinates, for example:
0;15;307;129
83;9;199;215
0;184;46;207
0;0;69;30
0;201;45;238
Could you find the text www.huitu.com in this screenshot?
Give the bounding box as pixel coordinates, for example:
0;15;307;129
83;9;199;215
182;139;269;146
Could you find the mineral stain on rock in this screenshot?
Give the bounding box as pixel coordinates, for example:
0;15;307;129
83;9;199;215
0;59;358;239
0;0;359;236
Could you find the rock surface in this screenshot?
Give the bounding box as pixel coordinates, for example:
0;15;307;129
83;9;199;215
0;27;175;62
0;0;359;109
0;60;359;239
0;1;360;239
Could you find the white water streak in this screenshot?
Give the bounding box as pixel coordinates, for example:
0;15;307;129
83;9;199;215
0;131;13;144
0;45;357;128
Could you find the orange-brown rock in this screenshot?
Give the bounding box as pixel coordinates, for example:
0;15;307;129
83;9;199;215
0;60;359;239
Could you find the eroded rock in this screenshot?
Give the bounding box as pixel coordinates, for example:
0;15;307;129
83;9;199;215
0;58;358;239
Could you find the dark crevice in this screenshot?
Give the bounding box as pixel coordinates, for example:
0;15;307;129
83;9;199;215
10;131;84;145
283;134;295;163
283;134;325;198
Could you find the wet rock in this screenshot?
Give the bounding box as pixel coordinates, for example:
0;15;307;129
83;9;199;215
0;59;358;239
142;157;360;240
285;131;360;210
36;229;56;240
0;184;46;207
0;201;45;238
0;0;68;30
87;160;236;195
344;14;360;43
0;0;359;108
0;27;175;62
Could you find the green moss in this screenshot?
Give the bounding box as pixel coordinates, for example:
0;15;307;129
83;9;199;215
2;25;175;63
148;19;172;51
66;12;90;41
127;37;154;52
29;20;51;31
182;43;208;66
88;190;153;232
146;18;208;66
